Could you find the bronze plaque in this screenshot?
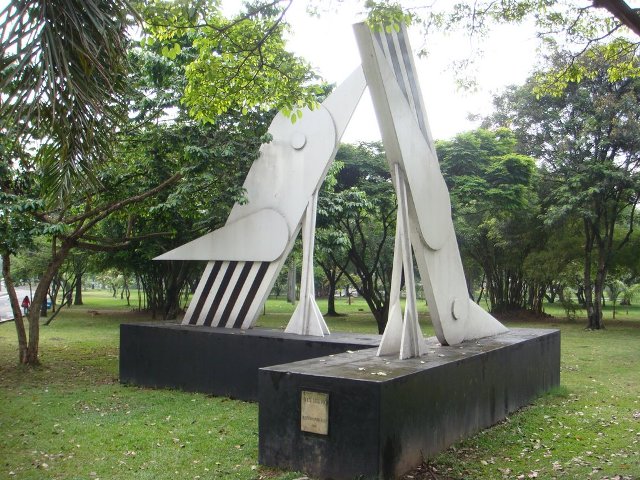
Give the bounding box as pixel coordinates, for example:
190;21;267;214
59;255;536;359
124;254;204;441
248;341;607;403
300;390;329;435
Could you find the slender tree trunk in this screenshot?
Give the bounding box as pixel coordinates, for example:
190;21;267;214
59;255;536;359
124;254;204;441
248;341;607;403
49;277;60;313
44;302;68;326
24;238;75;364
590;249;607;330
585;272;596;327
590;281;604;329
74;273;83;305
475;273;485;304
576;284;586;307
321;265;344;317
66;285;73;307
164;261;189;320
583;220;602;330
2;254;28;363
558;286;566;304
125;281;130;306
343;270;389;333
326;278;337;316
371;304;389;334
287;257;297;303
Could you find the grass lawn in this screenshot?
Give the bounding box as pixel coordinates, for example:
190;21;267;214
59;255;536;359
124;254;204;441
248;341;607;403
0;291;638;479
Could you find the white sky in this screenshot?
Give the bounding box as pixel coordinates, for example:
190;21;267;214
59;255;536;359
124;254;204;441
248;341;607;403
279;2;541;142
0;0;540;142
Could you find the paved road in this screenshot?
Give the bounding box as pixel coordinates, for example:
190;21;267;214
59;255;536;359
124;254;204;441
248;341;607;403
0;286;31;323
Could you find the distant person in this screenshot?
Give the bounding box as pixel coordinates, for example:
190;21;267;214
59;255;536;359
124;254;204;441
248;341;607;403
21;296;30;315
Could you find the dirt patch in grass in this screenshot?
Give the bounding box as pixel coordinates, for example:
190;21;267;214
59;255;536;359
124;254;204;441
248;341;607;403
402;462;462;479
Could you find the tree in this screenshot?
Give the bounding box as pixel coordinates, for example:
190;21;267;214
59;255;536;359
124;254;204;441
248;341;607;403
0;0;154;365
312;1;640;92
316;161;351;316
436;128;541;314
0;0;319;364
142;0;321;122
0;0;135;198
1;125;47;363
488;45;640;329
319;143;396;333
315;229;350;316
521;220;584;312
95;34;282;320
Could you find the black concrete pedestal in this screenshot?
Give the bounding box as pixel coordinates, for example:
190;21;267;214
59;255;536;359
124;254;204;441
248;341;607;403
119;323;380;401
259;328;560;480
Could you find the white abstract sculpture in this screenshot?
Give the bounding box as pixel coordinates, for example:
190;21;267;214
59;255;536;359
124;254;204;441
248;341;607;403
157;67;367;333
353;23;508;355
156;22;507;358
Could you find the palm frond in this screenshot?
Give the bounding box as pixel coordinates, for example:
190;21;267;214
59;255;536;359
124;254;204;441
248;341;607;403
0;0;139;203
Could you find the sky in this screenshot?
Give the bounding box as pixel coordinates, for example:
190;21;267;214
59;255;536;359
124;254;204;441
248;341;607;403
278;2;541;143
0;0;540;143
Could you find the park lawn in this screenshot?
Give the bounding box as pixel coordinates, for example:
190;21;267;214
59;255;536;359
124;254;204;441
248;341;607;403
0;292;638;480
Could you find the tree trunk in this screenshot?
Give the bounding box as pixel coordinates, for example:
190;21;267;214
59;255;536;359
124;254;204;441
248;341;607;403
286;257;297;303
583;220;605;330
25;238;75;364
49;277;60;313
475;273;485;304
74;273;83;305
558;286;566;304
124;278;130;306
588;283;604;329
326;284;337;316
44;303;67;326
589;250;607;330
576;284;586;307
164;261;188;320
372;304;389;334
2;254;28;363
320;264;344;317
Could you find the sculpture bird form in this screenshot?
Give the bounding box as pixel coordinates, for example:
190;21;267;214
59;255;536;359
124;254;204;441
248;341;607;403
156;22;507;359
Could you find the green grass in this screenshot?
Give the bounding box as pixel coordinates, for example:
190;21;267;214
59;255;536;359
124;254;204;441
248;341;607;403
258;296;436;335
429;321;640;479
1;292;639;479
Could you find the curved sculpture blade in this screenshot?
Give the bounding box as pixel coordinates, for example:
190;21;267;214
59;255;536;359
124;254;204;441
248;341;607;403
155;209;289;262
354;22;508;346
160;67;367;331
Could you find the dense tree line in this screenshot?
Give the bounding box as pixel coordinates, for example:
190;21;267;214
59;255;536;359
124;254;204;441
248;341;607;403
0;0;319;364
314;45;640;332
2;0;639;365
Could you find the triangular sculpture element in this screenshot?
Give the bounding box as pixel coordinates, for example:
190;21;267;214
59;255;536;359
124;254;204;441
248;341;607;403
353;24;508;353
157;66;367;333
156;23;508;357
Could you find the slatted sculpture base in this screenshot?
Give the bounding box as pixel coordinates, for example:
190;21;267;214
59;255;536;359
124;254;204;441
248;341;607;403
258;328;560;480
119;322;380;401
